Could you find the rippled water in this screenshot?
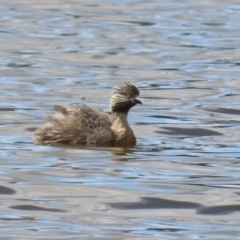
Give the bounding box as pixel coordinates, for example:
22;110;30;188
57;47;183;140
1;0;240;239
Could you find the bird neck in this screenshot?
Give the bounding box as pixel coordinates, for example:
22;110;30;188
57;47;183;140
111;111;136;148
111;112;130;130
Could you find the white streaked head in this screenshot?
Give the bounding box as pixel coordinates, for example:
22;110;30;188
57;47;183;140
110;82;142;113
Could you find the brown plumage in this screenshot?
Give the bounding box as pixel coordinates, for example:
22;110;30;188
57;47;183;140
33;82;142;148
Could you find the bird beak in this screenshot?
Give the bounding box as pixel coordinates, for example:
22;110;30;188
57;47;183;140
132;97;142;104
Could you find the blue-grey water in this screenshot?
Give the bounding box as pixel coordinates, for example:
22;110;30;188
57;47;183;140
1;0;240;239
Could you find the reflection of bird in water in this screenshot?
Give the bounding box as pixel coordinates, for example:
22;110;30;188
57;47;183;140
33;82;142;148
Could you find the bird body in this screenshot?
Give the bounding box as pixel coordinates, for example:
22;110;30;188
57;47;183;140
33;82;141;148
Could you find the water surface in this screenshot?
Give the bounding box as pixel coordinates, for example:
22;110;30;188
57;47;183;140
1;0;240;239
